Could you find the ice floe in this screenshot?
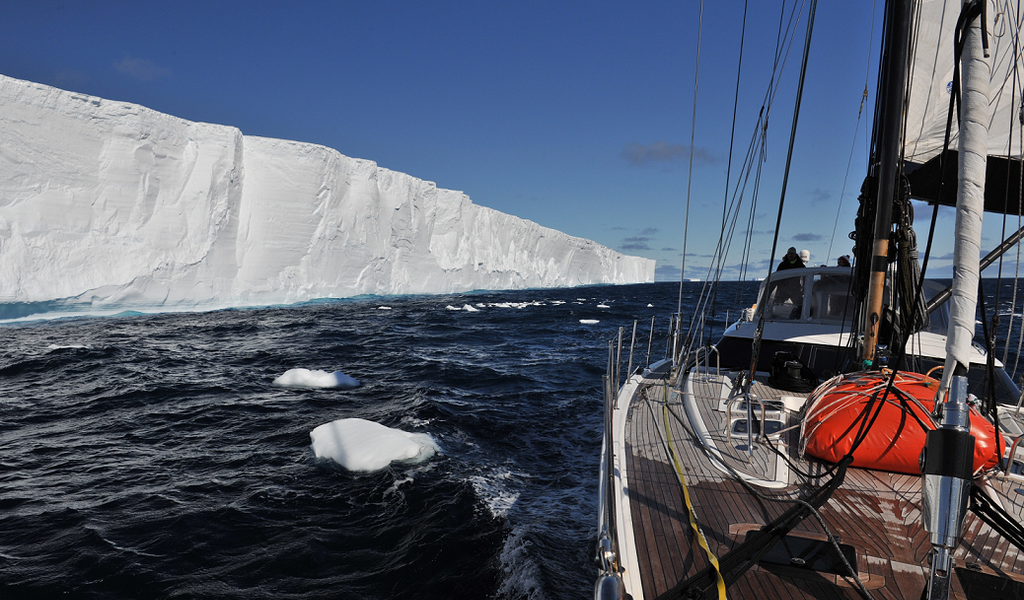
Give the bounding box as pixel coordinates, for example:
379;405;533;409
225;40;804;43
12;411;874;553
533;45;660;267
273;368;361;389
310;418;439;472
579;319;600;325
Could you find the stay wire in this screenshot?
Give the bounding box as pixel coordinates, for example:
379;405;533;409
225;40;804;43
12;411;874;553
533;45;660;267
827;0;879;264
682;0;807;361
708;0;750;343
677;0;704;323
749;0;818;388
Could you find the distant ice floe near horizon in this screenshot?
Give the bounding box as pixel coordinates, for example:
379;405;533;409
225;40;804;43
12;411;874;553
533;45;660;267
310;418;439;472
273;368;360;389
580;319;600;325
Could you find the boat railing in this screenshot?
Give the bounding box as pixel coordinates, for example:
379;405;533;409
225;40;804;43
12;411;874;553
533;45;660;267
595;316;677;598
697;344;721;382
1005;435;1024;477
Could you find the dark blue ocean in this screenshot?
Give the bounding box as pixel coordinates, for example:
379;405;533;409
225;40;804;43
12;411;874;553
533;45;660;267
2;278;1022;599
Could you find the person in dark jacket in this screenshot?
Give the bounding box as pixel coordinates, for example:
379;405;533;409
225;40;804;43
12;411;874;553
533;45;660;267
777;247;805;271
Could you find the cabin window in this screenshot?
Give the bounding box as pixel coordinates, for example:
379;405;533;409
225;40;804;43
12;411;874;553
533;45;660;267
810;274;854;322
765;276;805;320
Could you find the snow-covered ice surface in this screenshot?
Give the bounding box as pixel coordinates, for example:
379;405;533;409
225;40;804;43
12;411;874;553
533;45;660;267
0;75;654;318
310;418;439;472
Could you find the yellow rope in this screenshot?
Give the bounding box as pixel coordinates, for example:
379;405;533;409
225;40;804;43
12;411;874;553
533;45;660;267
661;384;727;599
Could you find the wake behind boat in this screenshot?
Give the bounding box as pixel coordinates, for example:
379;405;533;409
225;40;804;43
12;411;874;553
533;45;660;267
596;1;1024;599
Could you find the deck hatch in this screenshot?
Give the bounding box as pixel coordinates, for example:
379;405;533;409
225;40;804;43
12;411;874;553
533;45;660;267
956;567;1024;600
747;532;858;576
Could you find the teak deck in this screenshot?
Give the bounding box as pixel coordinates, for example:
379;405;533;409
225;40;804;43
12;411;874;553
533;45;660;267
620;369;1024;600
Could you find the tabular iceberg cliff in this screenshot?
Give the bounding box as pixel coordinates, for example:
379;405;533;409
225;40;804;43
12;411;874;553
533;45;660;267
0;75;653;315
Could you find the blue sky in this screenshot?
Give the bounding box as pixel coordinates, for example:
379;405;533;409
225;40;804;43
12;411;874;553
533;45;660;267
0;1;1012;281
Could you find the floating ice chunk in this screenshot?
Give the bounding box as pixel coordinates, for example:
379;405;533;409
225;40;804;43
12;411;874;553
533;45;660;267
310;418;439;472
647;304;654;308
47;344;90;350
597;304;610;309
446;305;460;311
377;306;392;310
462;304;480;312
580;319;600;324
273;368;361;389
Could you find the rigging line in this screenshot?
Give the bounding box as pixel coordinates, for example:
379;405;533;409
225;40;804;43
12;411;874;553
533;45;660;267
677;0;704;322
686;3;798;353
708;0;750;342
827;0;879;264
996;11;1016;313
656;386;726;600
749;0;818;388
1003;0;1023;367
681;0;805;355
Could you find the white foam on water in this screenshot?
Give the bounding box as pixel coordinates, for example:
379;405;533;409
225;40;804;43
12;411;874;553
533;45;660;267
468;469;521;518
496;525;546;600
273;368;361;389
401;416;432;427
462;304;480;312
309;418;439;472
579;319;599;324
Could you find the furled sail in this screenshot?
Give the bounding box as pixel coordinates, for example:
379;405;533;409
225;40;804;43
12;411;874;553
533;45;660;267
943;0;990;382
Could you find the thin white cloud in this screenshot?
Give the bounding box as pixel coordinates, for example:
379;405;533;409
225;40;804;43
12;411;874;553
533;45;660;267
622;142;713;167
115;56;170;81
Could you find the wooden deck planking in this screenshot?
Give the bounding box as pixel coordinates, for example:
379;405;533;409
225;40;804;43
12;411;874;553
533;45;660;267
620;369;1024;599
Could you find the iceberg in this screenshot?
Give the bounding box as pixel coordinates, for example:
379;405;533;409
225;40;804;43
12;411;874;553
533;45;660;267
310;418;439;472
273;368;360;389
0;75;654;316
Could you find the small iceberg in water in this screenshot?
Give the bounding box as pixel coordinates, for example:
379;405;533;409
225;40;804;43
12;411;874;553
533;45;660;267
579;319;600;325
462;304;480;312
310;418;439;472
273;368;361;389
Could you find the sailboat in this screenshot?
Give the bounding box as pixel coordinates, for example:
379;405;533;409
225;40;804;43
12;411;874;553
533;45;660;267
596;1;1024;599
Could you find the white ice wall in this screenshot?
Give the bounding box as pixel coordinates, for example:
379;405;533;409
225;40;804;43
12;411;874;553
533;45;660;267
0;74;653;311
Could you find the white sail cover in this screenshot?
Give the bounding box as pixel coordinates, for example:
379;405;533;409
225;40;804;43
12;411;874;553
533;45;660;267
943;1;990;375
905;0;1024;164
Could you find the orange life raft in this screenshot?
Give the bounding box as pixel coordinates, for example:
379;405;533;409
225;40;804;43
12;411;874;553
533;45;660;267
801;371;1004;475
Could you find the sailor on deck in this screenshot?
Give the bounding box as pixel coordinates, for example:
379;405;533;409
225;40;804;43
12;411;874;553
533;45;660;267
777;247;805;271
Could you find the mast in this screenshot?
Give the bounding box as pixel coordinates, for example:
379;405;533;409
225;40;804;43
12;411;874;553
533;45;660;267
861;0;915;366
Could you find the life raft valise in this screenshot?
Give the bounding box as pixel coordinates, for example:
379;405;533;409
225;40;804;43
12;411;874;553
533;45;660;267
801;370;1003;475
